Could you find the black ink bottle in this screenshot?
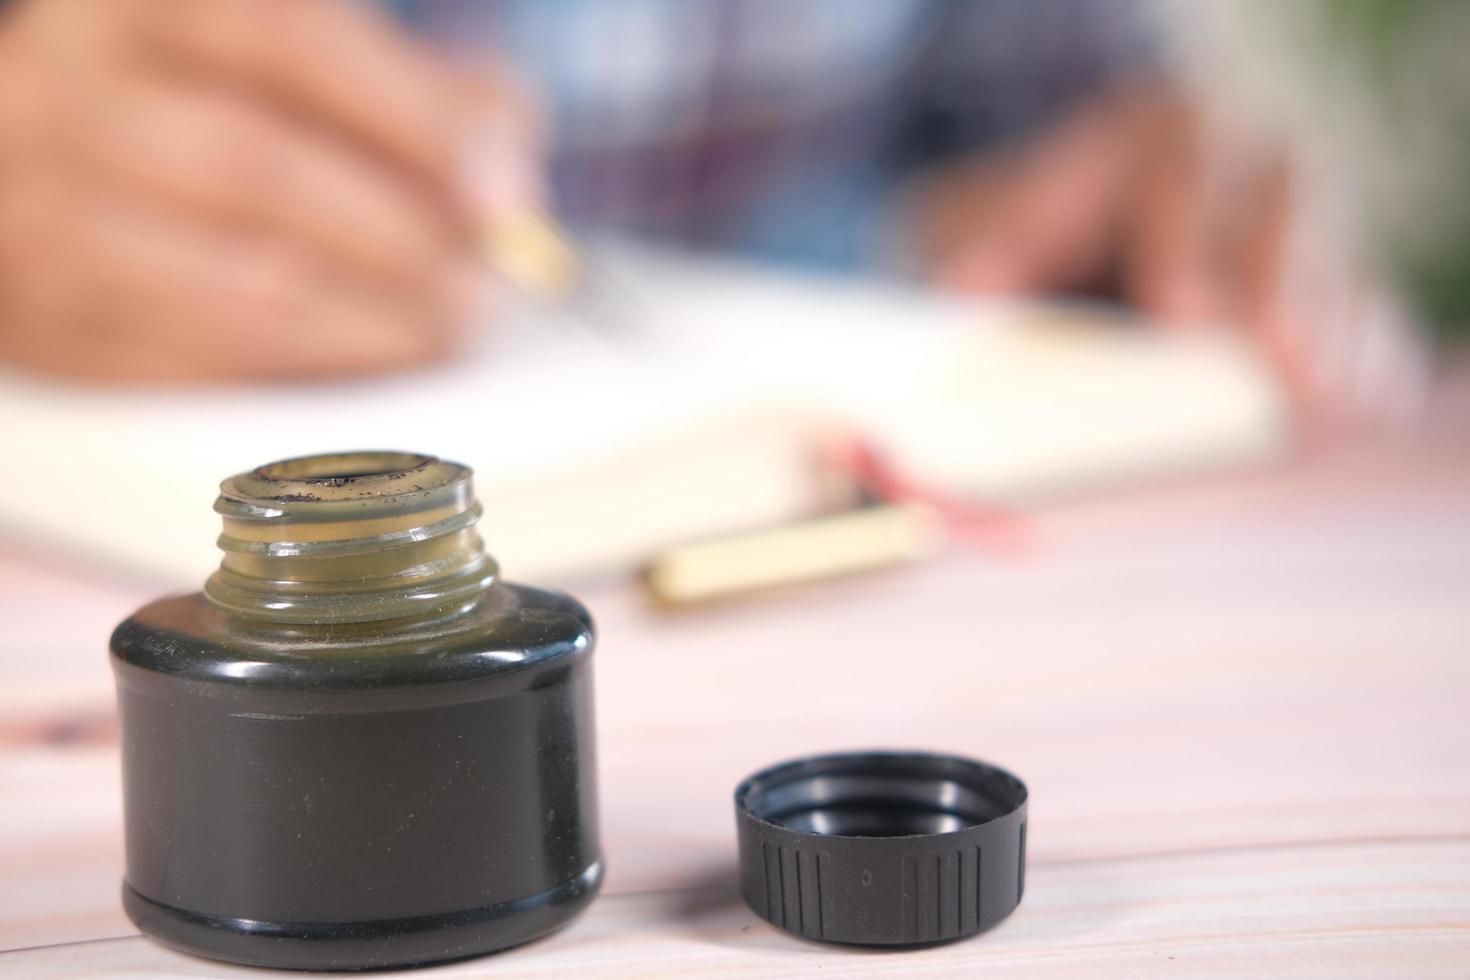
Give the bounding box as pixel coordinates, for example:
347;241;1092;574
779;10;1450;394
110;451;601;970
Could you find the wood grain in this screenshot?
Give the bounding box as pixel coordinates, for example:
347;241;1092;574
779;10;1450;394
2;387;1468;977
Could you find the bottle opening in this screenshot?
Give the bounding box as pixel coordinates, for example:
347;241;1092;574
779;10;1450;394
256;451;436;484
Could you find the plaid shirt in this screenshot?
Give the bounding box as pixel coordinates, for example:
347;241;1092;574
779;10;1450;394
392;0;1154;270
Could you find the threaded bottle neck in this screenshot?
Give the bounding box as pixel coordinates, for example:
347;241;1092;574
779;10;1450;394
204;452;497;625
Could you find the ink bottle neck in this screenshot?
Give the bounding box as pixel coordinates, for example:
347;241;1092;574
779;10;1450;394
204;452;496;626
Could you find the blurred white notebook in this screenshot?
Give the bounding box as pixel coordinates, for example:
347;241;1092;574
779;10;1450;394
0;244;1287;585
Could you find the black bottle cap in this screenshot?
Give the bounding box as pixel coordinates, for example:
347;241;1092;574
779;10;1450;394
734;750;1028;947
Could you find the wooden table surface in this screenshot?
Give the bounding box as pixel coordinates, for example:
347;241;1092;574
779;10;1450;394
3;383;1469;978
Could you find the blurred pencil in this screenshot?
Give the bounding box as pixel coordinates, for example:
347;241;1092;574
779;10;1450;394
484;208;583;299
483;208;633;332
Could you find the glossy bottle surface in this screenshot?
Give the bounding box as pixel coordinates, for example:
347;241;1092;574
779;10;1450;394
110;452;602;970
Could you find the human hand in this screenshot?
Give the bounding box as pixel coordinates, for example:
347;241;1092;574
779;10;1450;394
912;85;1426;430
0;0;538;382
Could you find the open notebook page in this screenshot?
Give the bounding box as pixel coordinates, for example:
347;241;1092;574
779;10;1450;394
0;244;1287;586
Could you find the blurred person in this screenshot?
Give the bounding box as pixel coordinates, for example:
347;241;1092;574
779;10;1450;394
0;0;1436;420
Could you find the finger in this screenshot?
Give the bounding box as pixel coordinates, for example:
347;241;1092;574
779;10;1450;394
78;77;463;291
1227;158;1333;428
922;164;1061;295
453;67;548;218
932;165;1111;296
7;187;463;382
0;171;96;346
1119;99;1229;327
93;206;465;381
140;0;469;205
926;95;1138;296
